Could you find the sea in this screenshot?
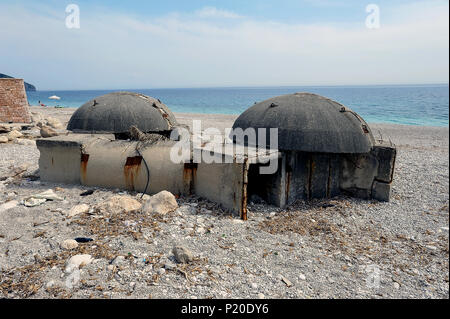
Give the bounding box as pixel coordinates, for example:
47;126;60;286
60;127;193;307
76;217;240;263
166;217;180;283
26;84;449;127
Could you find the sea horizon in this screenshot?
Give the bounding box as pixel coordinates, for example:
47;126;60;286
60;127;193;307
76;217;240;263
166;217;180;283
30;82;450;91
27;84;449;127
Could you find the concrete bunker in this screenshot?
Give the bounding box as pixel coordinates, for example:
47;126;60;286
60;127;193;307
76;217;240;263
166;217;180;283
37;91;396;220
233;92;397;208
37;92;276;218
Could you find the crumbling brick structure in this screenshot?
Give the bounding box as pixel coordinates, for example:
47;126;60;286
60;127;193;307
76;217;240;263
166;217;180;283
0;78;31;123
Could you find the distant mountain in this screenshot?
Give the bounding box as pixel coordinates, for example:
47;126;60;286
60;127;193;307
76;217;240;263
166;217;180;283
0;73;36;91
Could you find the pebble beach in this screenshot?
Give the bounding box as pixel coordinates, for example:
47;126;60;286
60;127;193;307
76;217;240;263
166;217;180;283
0;106;448;299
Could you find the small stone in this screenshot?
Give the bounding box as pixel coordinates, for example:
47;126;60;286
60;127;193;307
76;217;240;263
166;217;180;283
112;256;126;265
0;125;11;133
299;274;306;281
46;280;55;289
142;190;178;215
0;136;8;143
251;283;258;289
68;204;90;217
66;254;93;272
40;126;58;138
393;282;400;289
281;275;293;287
196;217;205;223
29;189;63;201
61;239;79;250
196;227;206;235
158;268;166;275
7;130;23;141
23;197;47;207
200;208;212;214
172;245;194;263
257;293;265;299
46;117;63;129
164;262;176;270
107;265;116;271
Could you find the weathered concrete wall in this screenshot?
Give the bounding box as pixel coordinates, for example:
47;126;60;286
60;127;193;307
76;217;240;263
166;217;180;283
83;140;187;196
38;136;187;196
340;153;379;199
38;140;82;184
370;142;396;201
37;135;250;215
0;79;31;123
195;161;246;217
281;152;341;205
258;144;396;205
37;134;396;219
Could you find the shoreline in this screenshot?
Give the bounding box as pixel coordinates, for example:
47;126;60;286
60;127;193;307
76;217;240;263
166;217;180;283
29;105;450;129
28;106;450;150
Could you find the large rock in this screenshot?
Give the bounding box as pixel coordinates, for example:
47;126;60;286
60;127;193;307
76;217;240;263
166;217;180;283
40;126;58;138
68;204;90;217
95;195;142;215
7;130;23;141
142;190;178;215
172;245;193;264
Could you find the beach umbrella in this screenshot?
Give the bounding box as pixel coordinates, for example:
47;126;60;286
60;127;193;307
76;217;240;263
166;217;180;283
49;95;61;100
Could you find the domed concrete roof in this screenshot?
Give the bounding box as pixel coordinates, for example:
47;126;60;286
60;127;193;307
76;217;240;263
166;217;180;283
67;92;177;134
232;92;375;153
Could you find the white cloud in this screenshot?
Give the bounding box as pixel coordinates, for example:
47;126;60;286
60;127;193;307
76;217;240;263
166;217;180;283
0;2;447;90
194;6;243;19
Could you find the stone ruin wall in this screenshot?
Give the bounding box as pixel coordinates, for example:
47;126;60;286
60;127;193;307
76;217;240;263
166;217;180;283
0;78;31;123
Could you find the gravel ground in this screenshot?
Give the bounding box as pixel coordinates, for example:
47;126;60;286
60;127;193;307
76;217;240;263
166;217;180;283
0;108;448;299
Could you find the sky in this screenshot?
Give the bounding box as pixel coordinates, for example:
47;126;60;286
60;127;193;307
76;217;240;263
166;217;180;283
0;0;448;90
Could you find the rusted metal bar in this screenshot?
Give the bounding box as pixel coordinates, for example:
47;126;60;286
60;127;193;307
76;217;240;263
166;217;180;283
241;158;249;221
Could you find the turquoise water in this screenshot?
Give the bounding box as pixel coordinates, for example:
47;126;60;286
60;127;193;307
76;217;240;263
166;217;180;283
26;85;449;127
